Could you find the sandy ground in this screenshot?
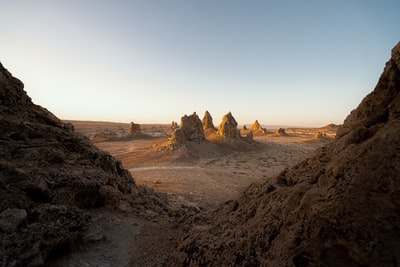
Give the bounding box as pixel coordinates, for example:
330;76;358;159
55;121;334;266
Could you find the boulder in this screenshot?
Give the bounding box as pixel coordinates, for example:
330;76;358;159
172;43;400;266
216;112;239;138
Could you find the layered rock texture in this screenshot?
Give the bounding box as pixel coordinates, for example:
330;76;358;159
170;112;205;143
216;112;240;138
0;63;165;266
173;43;400;266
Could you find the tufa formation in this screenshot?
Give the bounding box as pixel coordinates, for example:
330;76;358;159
128;121;141;135
170;112;205;143
216;112;240;138
0;62;166;266
202;110;215;130
171;43;400;266
250;120;268;135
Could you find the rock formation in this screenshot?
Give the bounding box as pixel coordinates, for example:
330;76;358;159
275;127;288;136
0;62;166;266
250;120;268;135
128;121;141;135
170;112;205;143
216;112;240;138
171;121;179;131
171;43;400;266
202;110;215;130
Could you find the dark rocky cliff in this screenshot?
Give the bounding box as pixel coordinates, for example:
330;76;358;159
173;43;400;266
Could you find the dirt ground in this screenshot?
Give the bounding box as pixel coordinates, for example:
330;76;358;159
55;121;334;266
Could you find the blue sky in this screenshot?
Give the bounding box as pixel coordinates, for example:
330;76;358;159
1;1;399;126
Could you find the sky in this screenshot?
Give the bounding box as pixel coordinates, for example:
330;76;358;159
1;1;399;127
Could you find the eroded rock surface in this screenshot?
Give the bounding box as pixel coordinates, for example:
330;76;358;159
202;110;215;130
216;112;240;138
171;43;400;266
170;112;205;143
128;121;141;135
0;63;166;266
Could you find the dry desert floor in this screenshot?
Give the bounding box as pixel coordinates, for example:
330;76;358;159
53;120;335;266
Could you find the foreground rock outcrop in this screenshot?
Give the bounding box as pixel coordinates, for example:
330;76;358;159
0;63;166;266
216;112;240;138
170;112;205;144
171;43;400;266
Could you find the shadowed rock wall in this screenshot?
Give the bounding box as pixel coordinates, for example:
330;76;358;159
172;43;400;266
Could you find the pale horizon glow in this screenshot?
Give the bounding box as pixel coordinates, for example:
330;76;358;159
1;1;399;127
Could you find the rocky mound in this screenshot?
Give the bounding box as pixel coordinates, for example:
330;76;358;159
216;112;240;138
171;43;400;266
0;63;166;266
170;112;205;144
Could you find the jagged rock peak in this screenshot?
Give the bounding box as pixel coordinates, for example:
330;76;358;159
216;112;239;138
170;112;205;143
202;110;215;130
251;120;267;134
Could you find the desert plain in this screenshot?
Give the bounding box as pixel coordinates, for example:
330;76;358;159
55;119;336;266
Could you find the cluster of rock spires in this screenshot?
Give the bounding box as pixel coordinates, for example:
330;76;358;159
170;111;265;145
250;120;268;134
170;111;244;144
0;63;166;266
169;43;400;266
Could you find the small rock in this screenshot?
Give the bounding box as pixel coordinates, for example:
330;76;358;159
0;208;27;233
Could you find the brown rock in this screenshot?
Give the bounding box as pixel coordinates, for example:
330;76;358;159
251;120;268;135
172;43;400;266
216;112;239;138
171;121;179;131
170;112;205;143
202;110;215;130
0;62;167;266
275;127;288;136
128;121;141;135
